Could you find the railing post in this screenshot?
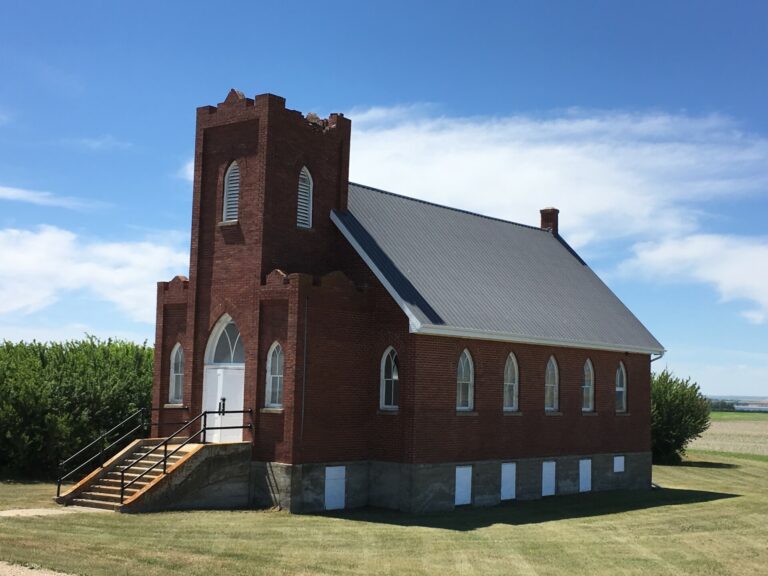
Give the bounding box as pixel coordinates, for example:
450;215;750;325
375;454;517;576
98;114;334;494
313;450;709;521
120;469;125;503
99;435;105;468
202;411;207;444
56;464;62;498
163;442;168;474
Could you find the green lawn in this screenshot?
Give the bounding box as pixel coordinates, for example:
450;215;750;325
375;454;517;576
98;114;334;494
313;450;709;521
709;410;768;421
0;481;58;511
1;453;767;576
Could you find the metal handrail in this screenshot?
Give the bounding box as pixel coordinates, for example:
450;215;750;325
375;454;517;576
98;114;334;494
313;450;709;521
119;409;253;503
57;407;149;497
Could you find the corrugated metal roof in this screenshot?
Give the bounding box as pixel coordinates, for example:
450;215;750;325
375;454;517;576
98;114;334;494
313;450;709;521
332;183;664;354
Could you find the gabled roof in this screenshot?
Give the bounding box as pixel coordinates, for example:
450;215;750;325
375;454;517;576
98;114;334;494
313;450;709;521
331;183;664;355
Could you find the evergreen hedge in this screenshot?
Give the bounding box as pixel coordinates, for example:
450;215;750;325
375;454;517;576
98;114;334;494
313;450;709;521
0;337;153;479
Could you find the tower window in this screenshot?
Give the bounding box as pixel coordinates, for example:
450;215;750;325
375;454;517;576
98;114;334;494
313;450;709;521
297;167;313;229
223;161;240;222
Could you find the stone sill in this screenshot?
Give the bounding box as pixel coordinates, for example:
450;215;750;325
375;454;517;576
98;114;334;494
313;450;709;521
503;410;523;416
163;404;185;409
456;411;478;416
217;220;239;227
377;409;399;416
260;407;284;414
545;411;563;416
581;411;599;416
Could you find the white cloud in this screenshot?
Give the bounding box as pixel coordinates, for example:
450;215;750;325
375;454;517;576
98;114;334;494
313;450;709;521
0;225;187;324
177;159;194;182
349;106;768;321
0;185;84;209
66;134;132;151
621;234;768;324
350;107;768;249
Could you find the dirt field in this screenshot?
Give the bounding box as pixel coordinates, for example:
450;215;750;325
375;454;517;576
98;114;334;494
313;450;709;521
690;414;768;456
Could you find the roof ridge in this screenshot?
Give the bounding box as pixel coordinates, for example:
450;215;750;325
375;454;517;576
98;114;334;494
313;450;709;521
349;182;548;232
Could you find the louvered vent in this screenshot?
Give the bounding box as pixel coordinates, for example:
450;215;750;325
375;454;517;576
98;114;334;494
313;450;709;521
223;162;240;222
297;167;313;229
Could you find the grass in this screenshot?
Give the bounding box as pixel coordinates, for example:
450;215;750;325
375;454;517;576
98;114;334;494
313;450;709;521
709;411;768;421
1;453;767;576
0;481;58;511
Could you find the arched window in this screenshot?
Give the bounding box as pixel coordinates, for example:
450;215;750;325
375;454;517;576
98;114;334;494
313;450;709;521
380;347;399;410
223;161;241;222
297;166;313;229
545;356;559;412
169;343;184;404
582;359;595;412
211;319;244;364
503;353;519;411
265;342;284;408
616;362;627;413
456;349;474;411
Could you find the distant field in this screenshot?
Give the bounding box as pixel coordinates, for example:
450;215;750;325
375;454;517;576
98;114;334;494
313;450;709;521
709;411;768;421
690;412;768;456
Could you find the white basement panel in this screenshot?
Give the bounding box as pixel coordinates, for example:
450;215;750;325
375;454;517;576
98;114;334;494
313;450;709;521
579;459;592;492
455;465;472;505
542;461;556;496
613;455;625;473
501;462;516;500
324;466;346;510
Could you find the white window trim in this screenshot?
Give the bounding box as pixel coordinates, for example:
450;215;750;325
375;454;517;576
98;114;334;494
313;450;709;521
545;356;559;412
297;166;313;229
456;349;474;411
379;346;399;411
222;161;240;223
616;361;628;413
265;341;284;408
503;352;519;412
582;358;595;412
169;343;184;404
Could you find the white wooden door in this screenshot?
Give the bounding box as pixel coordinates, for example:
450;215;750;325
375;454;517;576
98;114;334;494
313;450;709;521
501;462;516;500
455;465;472;505
202;366;244;442
325;466;346;510
579;459;592;492
542;461;556;496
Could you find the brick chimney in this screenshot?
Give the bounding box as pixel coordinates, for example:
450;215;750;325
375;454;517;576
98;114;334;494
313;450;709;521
540;207;559;235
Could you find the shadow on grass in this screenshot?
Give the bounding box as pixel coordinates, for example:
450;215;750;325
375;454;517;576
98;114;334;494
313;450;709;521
321;487;738;531
677;461;739;469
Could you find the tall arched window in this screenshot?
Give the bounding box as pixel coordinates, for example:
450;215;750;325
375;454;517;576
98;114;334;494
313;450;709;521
457;349;474;411
169;343;184;404
545;356;559;412
297;166;313;229
582;359;594;412
265;342;284;408
380;347;399;410
503;353;519;411
616;362;627;413
212;319;244;364
223;161;241;222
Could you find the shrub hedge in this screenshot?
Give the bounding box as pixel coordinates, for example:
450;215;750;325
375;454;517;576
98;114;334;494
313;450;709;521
0;337;153;479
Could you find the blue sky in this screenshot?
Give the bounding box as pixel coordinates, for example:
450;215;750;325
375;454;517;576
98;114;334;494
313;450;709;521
1;1;766;396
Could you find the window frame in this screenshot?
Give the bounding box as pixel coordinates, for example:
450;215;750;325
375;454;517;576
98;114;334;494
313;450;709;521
169;343;184;404
503;352;519;412
379;346;400;411
544;356;559;412
296;166;313;229
615;361;628;413
582;358;595;412
222;161;241;223
204;314;245;366
456;349;474;411
265;341;284;409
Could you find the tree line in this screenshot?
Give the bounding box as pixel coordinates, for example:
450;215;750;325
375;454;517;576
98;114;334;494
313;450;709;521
0;338;152;478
